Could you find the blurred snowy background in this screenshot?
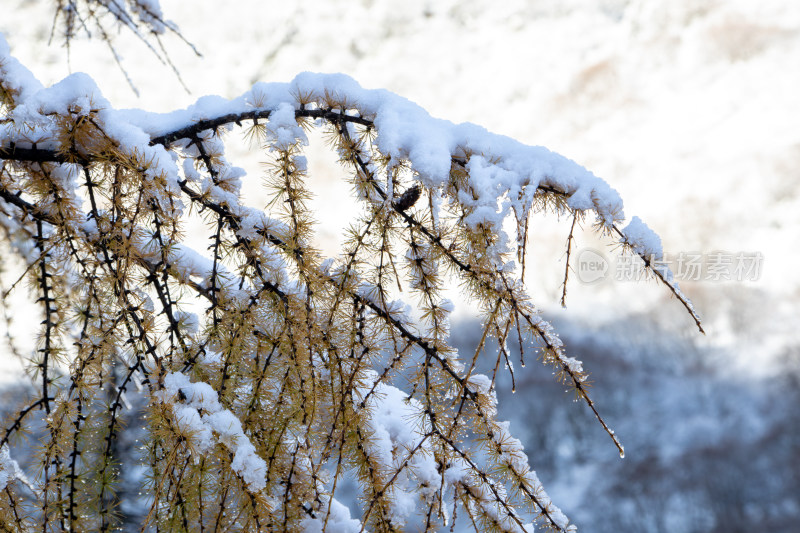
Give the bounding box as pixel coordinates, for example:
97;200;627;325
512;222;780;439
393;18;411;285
2;0;799;531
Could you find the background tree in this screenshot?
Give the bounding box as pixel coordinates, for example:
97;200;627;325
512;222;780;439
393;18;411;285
0;3;702;531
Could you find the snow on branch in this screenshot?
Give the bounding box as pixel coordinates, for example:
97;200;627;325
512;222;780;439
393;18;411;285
0;37;702;531
617;217;703;332
0;445;22;492
159;372;268;492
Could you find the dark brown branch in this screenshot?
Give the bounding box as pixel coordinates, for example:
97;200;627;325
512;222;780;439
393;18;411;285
560;212;578;308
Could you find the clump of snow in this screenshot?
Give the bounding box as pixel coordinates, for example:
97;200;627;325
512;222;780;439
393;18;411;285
466;373;498;412
0;33;43;103
562;356;585;380
356;375;440;522
0;444;21;491
128;0;169;34
302;496;362;533
621;216;663;260
160;372;267;492
264;101;307;150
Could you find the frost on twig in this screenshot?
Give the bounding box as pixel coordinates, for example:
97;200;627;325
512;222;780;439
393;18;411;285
0;35;701;531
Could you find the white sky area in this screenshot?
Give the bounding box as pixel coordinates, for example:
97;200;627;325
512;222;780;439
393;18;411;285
1;0;799;381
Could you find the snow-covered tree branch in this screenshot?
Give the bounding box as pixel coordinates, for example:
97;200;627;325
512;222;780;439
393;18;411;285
0;10;701;531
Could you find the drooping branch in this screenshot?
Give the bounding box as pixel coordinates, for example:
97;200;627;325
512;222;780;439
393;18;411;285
0;69;705;532
0;104;694;468
1;103;703;339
